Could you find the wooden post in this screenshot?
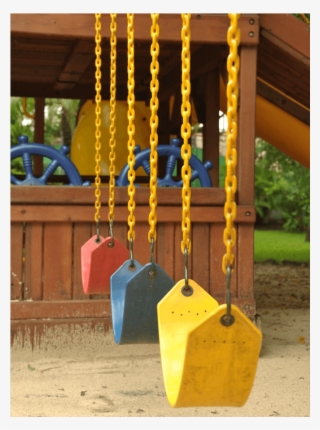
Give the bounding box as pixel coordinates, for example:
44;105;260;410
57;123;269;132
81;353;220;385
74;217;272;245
33;97;45;176
236;44;258;312
203;68;220;187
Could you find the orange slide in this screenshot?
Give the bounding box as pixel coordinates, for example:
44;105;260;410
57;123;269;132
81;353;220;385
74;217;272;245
219;77;310;169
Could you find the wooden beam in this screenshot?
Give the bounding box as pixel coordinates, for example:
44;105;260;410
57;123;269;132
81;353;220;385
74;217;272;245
11;300;111;320
236;45;258;307
237;46;258;205
11;186;226;206
54;40;95;90
11;14;259;45
203;68;220;187
11;204;256;223
260;29;310;67
159;45;227;102
259;14;310;59
256;78;310;125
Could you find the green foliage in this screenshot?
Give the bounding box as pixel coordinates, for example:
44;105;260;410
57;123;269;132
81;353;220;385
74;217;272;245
254;229;310;263
43;99;80;145
11;97;34;146
293;13;310;22
254;139;310;233
10;97;80;175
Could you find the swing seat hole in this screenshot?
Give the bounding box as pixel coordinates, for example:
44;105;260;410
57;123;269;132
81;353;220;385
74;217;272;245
148;270;155;279
107;241;115;248
129;263;136;271
181;285;194;297
95;237;102;244
220;314;235;327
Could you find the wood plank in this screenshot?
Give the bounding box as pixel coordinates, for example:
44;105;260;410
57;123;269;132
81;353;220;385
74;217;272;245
174;222;184;282
259;14;310;59
24;222;43;300
238;46;257;205
203;68;220;187
54;40;95;90
256;79;310;125
260;29;309;67
11;203;256;223
191;223;210;292
209;223;227;299
11;318;112;349
131;222;150;266
159;45;226;102
11;186;226;206
237;224;255;306
11;223;24;300
11;299;111;319
72;222;92;299
156;222;175;281
11;14;259;45
42;223;72;300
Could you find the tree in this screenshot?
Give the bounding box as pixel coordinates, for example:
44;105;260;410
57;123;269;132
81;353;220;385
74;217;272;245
254;138;310;234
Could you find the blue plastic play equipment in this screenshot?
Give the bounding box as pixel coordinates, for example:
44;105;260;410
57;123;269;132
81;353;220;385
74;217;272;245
116;138;213;187
11;135;90;186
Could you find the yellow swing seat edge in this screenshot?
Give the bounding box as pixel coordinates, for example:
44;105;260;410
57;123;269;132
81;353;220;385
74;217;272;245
158;282;262;408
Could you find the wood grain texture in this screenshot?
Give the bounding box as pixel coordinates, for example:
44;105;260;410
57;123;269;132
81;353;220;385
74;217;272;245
42;223;72;300
24;222;43;300
11;223;24;300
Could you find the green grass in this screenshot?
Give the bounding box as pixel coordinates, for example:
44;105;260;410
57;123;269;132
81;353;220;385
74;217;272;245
254;229;310;263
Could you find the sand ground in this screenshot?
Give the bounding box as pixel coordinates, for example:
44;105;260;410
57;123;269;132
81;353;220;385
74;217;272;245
7;262;317;427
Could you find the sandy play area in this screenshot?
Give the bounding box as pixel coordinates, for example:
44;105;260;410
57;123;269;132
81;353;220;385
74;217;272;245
8;262;316;426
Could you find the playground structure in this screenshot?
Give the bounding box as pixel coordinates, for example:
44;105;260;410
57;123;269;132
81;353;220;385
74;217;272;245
10;14;310;348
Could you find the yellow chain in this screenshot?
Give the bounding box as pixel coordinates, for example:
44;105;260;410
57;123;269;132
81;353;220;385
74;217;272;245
148;14;160;243
222;13;240;274
180;14;192;255
94;13;102;224
21;98;35;119
127;14;136;242
109;14;117;223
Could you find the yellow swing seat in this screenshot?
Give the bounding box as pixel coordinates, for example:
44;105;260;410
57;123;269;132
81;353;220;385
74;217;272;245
157;279;262;408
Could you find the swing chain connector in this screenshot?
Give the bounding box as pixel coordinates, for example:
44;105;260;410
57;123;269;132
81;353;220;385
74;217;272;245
149;237;156;278
181;247;193;296
220;266;235;326
108;218;115;248
129;237;135;269
95;218;101;243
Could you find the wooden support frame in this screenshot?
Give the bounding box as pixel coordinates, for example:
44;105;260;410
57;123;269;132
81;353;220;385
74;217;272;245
237;44;258;303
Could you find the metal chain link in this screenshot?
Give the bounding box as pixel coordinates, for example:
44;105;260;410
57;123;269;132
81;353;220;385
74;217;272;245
180;13;192;255
108;14;117;224
148;13;160;244
127;14;136;242
222;13;240;274
94;13;102;225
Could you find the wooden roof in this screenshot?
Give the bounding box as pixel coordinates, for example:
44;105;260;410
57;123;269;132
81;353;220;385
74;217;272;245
11;13;310;125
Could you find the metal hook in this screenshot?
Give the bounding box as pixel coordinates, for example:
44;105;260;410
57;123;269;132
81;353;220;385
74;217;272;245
149;237;155;278
181;247;193;296
95;218;101;243
220;266;235;326
129;237;135;268
108;218;114;248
